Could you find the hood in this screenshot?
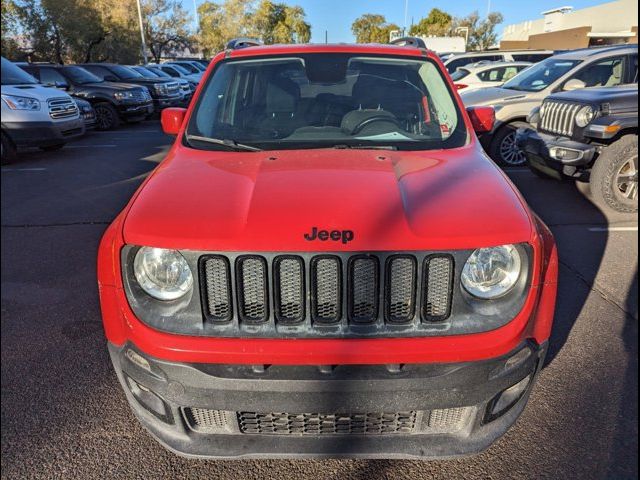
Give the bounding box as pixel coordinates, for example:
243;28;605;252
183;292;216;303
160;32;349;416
123;145;534;252
549;83;638;107
460;86;531;107
1;83;72;100
78;81;143;92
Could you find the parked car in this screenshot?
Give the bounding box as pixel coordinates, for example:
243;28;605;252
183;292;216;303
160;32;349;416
73;97;97;130
460;44;638;166
97;37;558;460
146;62;201;85
82;63;182;112
518;83;638;213
130;65;193;106
444;50;553;74
192;58;210;69
1;57;84;163
451;61;532;92
19;64;153;130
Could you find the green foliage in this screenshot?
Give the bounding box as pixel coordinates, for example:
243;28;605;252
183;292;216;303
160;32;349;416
408;8;452;37
451;11;504;51
142;0;194;63
351;14;399;44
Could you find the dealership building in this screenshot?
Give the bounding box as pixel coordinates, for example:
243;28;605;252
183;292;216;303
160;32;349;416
500;0;638;50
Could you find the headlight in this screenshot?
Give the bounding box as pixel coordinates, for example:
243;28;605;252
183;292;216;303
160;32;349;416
133;247;193;300
575;105;595;127
461;244;522;299
1;94;40;110
153;83;167;95
113;91;134;101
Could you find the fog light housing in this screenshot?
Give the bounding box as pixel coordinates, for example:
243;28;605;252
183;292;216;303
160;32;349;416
485;375;532;422
126;376;168;419
549;147;583;162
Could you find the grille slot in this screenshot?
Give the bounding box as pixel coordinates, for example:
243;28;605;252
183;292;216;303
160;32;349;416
238;411;417;435
540;100;581;136
202;256;232;322
183;408;234;433
422;256;454;322
385;256;417;323
348;256;379;323
274;256;305;323
237;256;268;323
311;256;342;324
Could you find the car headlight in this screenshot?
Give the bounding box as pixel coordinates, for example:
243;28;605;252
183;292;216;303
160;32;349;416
1;94;41;110
113;91;134;101
575;105;595;127
133;247;193;300
461;244;522;299
153;83;167;95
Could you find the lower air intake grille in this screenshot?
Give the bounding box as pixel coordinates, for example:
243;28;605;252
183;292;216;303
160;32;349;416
238;411;417;435
237;256;268;323
349;256;379;323
183;408;234;433
423;256;454;321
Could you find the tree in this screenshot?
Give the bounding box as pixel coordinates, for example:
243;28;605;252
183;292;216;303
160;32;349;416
141;0;194;63
452;11;504;51
409;8;452;37
252;1;310;44
1;0;22;58
351;14;399;44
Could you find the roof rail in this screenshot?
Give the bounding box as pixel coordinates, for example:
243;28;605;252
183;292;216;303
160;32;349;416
389;37;427;49
225;38;263;50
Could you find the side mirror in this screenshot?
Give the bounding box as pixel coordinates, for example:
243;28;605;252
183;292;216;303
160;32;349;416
466;106;495;134
55;81;69;90
104;74;119;82
563;78;586;91
161;107;187;136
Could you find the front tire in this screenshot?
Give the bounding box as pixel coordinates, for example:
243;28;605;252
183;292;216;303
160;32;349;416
490;121;530;167
590;135;638;213
94;102;120;130
1;131;17;165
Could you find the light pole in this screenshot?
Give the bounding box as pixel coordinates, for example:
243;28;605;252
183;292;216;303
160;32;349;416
135;0;148;64
456;27;469;49
193;0;200;33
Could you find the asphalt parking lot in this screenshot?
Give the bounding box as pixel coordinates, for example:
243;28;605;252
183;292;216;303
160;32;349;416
1;122;637;479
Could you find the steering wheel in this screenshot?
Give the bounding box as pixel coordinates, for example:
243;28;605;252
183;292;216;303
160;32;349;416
349;114;402;135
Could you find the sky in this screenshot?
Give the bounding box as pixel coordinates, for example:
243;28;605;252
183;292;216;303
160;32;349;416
183;0;610;43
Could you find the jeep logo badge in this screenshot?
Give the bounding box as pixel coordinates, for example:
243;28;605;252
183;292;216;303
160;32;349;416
304;227;354;244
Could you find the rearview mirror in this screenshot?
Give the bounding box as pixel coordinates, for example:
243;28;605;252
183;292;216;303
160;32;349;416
161;107;187;136
466;106;495;134
563;78;586;91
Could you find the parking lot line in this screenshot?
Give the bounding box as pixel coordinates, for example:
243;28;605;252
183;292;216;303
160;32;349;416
1;168;47;172
588;226;638;232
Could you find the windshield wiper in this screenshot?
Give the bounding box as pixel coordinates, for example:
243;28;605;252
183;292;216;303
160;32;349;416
185;134;263;152
331;144;398;150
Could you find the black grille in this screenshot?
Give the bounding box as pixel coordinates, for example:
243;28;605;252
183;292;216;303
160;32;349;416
274;256;305;323
422;256;454;321
238;411;417;435
200;252;457;334
385;256;417;323
348;256;379;323
311;256;342;323
236;256;268;323
202;256;232;321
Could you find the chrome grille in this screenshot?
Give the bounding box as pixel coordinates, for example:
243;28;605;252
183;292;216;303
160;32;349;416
131;88;151;103
201;253;456;333
238;411;417;435
165;81;180;95
47;97;78;119
539;100;581;136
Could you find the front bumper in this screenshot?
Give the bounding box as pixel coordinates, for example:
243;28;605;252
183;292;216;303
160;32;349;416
152;95;183;111
1;118;85;147
116;102;154;119
517;128;597;180
109;340;547;459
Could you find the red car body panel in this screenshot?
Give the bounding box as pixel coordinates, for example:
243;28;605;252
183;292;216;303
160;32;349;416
97;43;558;366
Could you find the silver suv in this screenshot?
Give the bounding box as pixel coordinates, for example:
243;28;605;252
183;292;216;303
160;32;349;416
460;45;638;166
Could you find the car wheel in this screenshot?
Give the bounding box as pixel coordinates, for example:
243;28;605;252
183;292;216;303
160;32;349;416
39;143;66;152
94;102;120;130
1;131;17;165
590;135;638;213
490;121;529;167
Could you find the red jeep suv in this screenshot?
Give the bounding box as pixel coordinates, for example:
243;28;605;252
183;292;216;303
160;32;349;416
97;38;558;459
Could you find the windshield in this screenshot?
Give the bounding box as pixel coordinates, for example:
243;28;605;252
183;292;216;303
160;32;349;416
132;66;159;78
1;57;39;85
502;58;580;92
186;54;467;151
168;64;190;75
110;65;143;80
146;66;172;78
450;68;470;81
60;66;102;84
172;62;199;73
